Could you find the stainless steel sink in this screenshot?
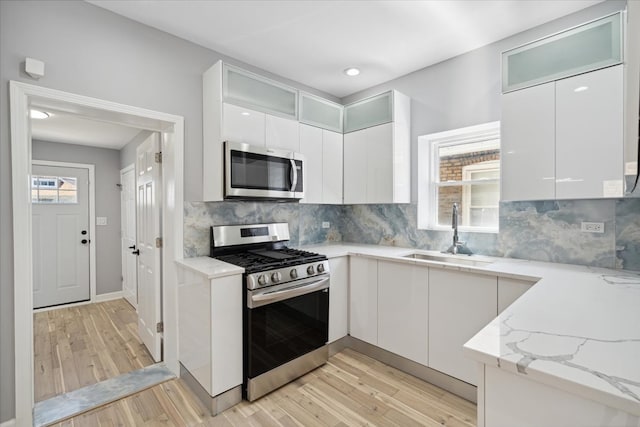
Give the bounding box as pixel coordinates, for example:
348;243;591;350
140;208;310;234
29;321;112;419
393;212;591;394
402;252;494;267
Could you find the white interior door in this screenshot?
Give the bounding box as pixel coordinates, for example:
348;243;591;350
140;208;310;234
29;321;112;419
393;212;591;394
136;133;163;361
120;165;137;308
32;164;90;309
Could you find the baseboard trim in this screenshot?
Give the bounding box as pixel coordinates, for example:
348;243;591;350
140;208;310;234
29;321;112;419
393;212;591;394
344;335;478;404
180;363;242;416
0;419;16;427
95;291;124;303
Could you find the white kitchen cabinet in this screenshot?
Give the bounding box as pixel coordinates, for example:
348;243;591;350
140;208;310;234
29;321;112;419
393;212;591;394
343;128;367;204
299;91;343;133
223;63;297;119
265;114;299;151
177;266;243;398
498;277;535;314
377;261;429;365
555;65;623;199
299;124;343;204
328;256;349;343
349;257;378;345
501;65;624;201
343;90;410;204
222;103;266;147
501;83;555;201
299;125;323;204
429;269;497;385
322;130;343;204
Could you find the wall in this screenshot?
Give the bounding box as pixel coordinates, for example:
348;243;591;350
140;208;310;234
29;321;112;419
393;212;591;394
0;1;337;421
32;140;123;295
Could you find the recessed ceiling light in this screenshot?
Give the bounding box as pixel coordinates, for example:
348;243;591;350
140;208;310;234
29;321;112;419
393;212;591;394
30;109;50;119
344;67;360;77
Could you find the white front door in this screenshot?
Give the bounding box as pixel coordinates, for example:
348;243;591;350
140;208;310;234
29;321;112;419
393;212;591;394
120;165;137;308
32;164;90;309
136;133;163;361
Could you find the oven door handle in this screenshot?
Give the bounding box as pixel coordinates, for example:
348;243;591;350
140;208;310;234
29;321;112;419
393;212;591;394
289;159;298;192
249;277;329;308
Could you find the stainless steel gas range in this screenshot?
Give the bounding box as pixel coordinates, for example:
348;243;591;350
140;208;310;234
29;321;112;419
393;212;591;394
210;223;329;401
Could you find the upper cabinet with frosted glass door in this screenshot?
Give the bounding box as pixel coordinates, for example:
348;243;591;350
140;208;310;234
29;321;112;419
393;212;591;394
298;92;344;204
343;90;410;204
223;63;298;119
501;12;628;201
203;61;301;201
502;12;623;93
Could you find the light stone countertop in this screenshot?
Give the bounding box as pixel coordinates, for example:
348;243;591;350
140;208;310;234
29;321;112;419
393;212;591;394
177;243;640;415
302;242;640;417
175;256;244;279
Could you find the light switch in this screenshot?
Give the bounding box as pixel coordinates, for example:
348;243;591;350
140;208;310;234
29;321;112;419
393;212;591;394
97;217;108;226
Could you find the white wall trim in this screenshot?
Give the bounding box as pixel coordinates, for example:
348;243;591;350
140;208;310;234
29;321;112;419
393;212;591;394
31;160;97;304
95;291;125;303
0;418;16;427
10;80;184;427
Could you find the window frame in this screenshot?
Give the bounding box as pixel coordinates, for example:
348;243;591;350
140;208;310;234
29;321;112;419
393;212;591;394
417;121;500;233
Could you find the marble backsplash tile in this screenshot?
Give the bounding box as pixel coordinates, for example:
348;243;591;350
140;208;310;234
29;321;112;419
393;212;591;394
183;201;344;257
183;198;639;271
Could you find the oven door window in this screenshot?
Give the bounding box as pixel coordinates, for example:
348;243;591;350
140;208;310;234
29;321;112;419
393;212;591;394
247;289;328;378
230;150;295;192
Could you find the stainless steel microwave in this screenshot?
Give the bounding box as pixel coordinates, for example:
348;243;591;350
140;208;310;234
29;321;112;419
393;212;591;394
224;141;304;200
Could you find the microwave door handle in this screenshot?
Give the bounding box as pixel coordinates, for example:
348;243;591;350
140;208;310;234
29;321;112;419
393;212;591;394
289;159;298;192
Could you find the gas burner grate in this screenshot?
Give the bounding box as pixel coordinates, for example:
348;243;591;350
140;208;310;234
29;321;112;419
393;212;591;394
215;247;326;273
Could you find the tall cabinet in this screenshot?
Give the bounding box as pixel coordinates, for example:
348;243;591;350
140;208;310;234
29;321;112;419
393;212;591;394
501;12;625;201
298;92;344;204
343;90;410;204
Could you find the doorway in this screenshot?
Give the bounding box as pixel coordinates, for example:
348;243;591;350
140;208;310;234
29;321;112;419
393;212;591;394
10;81;184;426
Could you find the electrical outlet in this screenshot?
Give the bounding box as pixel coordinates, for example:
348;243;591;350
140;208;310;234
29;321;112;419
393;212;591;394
581;222;604;233
322;221;330;229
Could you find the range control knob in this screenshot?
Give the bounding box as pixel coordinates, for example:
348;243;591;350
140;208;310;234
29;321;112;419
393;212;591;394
271;272;282;283
307;265;315;275
317;263;325;273
290;268;298;279
258;274;268;286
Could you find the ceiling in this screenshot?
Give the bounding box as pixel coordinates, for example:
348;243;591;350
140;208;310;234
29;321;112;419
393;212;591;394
87;0;603;98
31;108;143;150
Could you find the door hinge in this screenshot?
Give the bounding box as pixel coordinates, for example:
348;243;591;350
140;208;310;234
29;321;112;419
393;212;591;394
156;322;164;333
155;152;163;163
155;237;163;248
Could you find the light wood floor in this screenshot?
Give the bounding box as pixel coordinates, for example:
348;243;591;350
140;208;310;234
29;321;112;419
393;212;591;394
51;348;477;426
34;299;155;402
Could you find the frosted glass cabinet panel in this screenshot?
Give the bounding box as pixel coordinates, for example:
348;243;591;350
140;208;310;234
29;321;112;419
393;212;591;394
555;65;623;199
344;91;393;133
502;12;622;93
299;92;343;133
223;64;298;119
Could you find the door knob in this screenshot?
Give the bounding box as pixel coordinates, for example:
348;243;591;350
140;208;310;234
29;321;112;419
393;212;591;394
81;239;88;244
132;249;140;255
128;245;136;249
81;230;87;235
